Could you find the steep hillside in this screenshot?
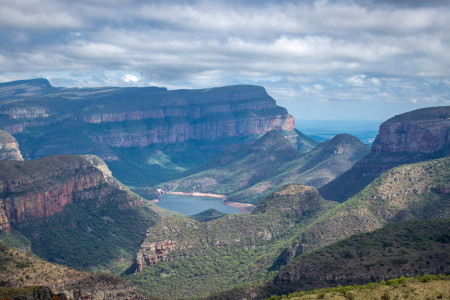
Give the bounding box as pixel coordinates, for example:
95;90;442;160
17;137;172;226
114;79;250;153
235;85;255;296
270;219;450;296
0;155;162;273
128;185;337;298
319;106;450;202
0;130;23;161
162;132;368;204
286;157;449;260
208;220;449;299
0;243;152;300
0;79;312;185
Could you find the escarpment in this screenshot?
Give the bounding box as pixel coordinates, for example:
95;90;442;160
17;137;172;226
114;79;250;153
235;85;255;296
0;155;106;232
319;106;450;202
0;80;297;151
0;79;311;185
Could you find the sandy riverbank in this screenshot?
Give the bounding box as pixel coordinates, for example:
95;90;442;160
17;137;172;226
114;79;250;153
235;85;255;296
224;201;256;213
165;191;226;198
163;191;256;213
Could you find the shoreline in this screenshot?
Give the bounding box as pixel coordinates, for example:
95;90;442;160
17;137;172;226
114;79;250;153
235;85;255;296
163;191;256;213
224;201;256;213
165;191;226;199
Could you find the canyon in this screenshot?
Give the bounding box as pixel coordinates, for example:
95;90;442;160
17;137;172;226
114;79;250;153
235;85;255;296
0;79;312;185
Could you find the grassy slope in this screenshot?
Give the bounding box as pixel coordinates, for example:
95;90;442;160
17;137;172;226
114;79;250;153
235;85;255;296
162;132;369;204
207;220;449;299
128;185;337;299
268;275;450;300
291;157;449;256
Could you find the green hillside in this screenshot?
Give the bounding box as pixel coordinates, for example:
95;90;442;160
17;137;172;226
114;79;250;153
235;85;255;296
128;185;336;298
267;275;450;300
162;132;369;204
207;220;449;299
291;157;450;256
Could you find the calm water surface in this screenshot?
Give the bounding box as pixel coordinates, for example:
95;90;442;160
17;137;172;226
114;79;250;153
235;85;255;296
156;194;242;215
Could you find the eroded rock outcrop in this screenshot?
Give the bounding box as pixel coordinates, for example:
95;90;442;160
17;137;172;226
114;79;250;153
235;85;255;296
135;240;179;272
0;130;23;161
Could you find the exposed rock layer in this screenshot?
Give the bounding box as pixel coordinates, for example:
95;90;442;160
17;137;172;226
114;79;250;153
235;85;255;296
0;79;299;154
319;106;450;202
0;155;105;232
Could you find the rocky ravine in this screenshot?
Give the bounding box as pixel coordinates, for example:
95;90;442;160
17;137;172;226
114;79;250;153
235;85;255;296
0;130;23;161
319;106;450;202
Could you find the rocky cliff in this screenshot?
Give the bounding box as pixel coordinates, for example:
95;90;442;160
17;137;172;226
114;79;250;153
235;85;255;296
0;154;159;273
0;130;23;161
0;155;105;232
0;79;309;185
319;106;450;202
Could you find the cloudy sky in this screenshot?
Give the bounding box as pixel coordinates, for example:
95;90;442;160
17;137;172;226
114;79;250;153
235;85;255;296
0;0;449;122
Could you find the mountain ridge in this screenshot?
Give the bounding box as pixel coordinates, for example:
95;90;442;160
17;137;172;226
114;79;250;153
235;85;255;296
162;131;369;204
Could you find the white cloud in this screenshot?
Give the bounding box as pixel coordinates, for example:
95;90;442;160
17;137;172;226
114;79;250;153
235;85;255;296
121;74;140;83
346;75;366;86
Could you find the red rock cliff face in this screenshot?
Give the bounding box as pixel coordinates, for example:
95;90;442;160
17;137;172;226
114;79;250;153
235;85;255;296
372;118;450;154
89;114;295;147
0;155;106;232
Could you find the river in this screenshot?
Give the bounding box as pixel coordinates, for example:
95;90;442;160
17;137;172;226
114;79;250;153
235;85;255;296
155;193;242;215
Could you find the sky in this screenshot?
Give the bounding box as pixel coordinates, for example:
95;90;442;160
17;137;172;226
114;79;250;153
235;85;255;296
0;0;449;122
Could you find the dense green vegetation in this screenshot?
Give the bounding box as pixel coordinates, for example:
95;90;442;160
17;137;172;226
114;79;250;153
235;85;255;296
12;186;159;273
163;132;369;204
207;220;449;299
270;219;450;295
295;157;450;255
190;209;227;222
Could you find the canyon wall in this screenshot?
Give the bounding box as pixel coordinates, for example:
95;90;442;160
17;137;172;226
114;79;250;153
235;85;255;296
0;80;296;150
0;79;305;185
0;155;106;232
319;106;450;203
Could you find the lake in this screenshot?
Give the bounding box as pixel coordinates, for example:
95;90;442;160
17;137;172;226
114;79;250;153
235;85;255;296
155;194;242;215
